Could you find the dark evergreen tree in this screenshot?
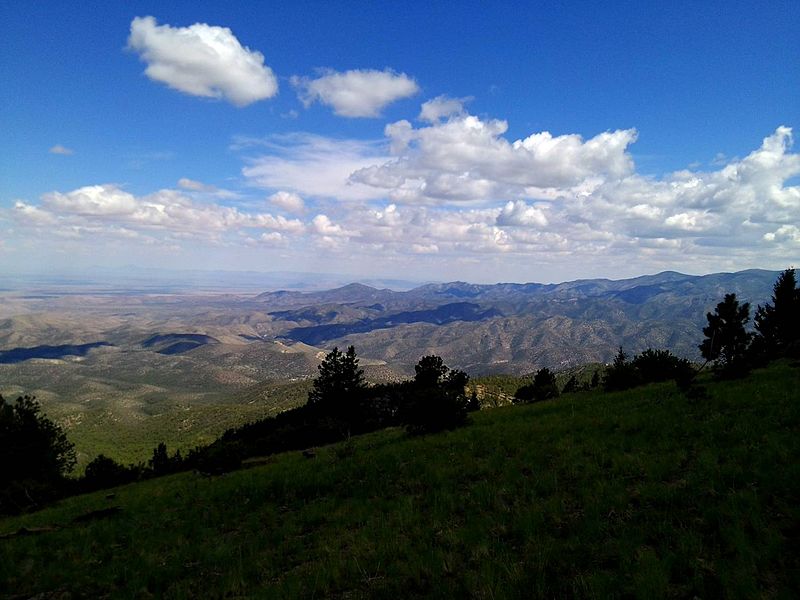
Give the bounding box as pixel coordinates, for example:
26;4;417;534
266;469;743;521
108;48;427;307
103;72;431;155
753;268;800;358
700;293;751;377
513;381;535;403
307;346;366;420
0;394;76;513
514;368;560;402
603;347;640;391
403;356;470;433
532;368;559;401
193;441;243;475
0;394;75;484
414;355;449;387
149;442;172;474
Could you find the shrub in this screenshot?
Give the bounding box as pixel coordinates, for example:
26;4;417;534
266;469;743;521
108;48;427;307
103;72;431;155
631;349;694;384
466;391;481;412
83;454;140;490
562;375;580;394
590;371;600;388
194;442;243;476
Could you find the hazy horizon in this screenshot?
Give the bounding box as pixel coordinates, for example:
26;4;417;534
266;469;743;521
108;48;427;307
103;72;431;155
0;263;784;293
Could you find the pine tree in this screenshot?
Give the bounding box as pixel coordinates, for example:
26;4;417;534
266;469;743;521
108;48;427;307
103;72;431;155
403;355;470;433
414;355;449;387
532;368;559;401
603;347;639;391
700;293;751;377
307;346;366;417
1;394;76;513
0;394;76;485
754;268;800;357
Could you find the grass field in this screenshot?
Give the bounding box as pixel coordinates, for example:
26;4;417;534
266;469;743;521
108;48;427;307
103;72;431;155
1;362;797;598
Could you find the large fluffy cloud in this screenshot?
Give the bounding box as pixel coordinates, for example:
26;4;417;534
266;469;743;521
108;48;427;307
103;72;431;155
268;191;305;214
128;16;278;106
350;115;637;203
237;119;798;276
292;69;419;117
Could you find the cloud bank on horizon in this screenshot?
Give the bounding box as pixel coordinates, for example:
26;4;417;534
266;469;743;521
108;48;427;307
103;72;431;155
3;11;798;283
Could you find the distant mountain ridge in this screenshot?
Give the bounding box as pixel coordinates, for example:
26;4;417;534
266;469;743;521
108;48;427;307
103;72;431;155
0;268;784;408
258;269;775;306
259;269;780;374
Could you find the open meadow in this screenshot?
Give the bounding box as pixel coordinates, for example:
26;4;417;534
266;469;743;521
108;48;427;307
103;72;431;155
2;361;797;599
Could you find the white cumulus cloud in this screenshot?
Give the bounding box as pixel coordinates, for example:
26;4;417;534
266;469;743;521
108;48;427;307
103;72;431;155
128;16;278;106
350;114;637;203
268;191;305;214
312;214;348;237
43;185;139;216
234;117;798;271
13;201;57;225
293;69;419;117
177;177;213;192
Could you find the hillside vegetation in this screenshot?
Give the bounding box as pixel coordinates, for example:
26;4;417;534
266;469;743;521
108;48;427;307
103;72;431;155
56;378;314;470
2;361;797;599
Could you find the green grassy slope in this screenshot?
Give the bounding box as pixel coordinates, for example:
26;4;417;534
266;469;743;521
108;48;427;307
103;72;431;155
49;379;313;471
2;362;798;599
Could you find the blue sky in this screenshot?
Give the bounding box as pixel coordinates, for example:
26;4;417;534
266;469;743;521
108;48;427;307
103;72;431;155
1;1;798;283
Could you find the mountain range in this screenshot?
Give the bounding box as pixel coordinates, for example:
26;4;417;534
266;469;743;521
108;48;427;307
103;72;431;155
257;269;779;374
